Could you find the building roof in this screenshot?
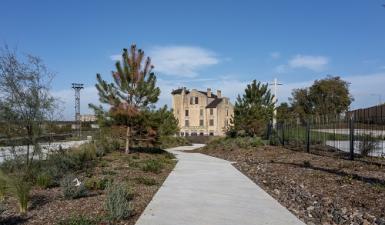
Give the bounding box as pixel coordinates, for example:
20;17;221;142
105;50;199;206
171;88;190;95
206;98;223;108
171;88;217;98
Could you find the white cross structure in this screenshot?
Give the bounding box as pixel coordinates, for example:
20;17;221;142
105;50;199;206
269;78;282;127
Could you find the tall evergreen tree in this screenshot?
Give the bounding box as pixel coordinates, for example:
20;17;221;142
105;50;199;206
231;80;275;137
91;44;160;153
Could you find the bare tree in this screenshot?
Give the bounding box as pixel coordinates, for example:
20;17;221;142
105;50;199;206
0;46;58;166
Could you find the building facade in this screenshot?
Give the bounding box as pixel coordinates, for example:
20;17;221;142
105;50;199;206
171;87;234;136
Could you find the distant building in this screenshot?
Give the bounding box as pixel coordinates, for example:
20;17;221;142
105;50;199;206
171;87;234;136
79;114;97;122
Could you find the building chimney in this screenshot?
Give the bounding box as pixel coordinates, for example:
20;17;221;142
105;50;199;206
217;90;222;98
207;88;211;97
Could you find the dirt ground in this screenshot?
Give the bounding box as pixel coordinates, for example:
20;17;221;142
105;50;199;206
195;145;385;225
1;151;176;225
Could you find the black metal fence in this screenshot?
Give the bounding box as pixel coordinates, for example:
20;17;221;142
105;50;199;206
274;115;385;159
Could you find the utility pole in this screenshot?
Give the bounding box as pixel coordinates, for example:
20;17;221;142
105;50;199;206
269;78;282;127
72;83;84;137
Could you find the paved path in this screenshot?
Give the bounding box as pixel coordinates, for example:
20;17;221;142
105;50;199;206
136;144;305;225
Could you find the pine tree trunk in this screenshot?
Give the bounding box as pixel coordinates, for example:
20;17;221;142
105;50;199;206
125;126;131;154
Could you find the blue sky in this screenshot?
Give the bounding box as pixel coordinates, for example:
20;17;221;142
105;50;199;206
1;0;385;119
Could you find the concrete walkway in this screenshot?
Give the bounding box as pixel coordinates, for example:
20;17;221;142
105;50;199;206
135;144;305;225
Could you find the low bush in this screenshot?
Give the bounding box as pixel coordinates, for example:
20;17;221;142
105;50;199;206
141;159;163;174
61;175;87;199
84;177;112;190
134;177;158;186
0;178;7;201
205;137;263;150
9;176;31;214
158;136;191;149
105;183;133;221
36;172;53;189
358;133;379;156
58;215;97;225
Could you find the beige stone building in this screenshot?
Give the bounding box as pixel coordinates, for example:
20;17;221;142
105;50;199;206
171;87;234;136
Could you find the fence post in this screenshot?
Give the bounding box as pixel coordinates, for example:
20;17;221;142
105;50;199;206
349;116;355;160
282;122;285;146
306;120;311;153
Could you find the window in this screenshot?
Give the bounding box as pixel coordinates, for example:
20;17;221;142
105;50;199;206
209;119;214;126
210;108;213;115
199;119;204;126
226;109;228;116
185;110;189;116
209;132;214;136
200;109;204;116
180;132;184;136
190;97;194;104
195;97;199;104
185;120;189;127
199;132;204;136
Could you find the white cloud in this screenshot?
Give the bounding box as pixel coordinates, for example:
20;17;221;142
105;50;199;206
270;52;281;59
110;54;121;61
149;46;219;77
288;54;329;71
52;86;100;120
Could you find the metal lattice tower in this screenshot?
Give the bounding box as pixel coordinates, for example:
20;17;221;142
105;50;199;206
72;83;84;136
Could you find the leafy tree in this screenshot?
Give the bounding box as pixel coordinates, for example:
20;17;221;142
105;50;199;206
230;80;275;137
310;76;353;115
0;46;58;165
290;76;353;120
91;44;160;153
276;102;293;123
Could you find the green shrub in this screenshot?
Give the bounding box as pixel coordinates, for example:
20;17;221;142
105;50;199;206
134;177;158;186
58;215;97;225
36;172;53;189
158;136;191;149
0;178;7;201
141;159;163;174
10;177;31;214
358;133;379;156
61;175;87;199
205;137;263;150
84;177;112;190
105;183;133;221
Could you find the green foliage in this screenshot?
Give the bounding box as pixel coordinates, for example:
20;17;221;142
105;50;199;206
7;175;31;213
0;178;7;201
60;175;87;199
105;183;133;221
290;76;353;120
205;137;263;151
84;177;112;190
158;136;190;149
150;105;179;136
58;215;97;225
358;133;379;156
90;44;161;153
36;172;53;189
230;80;275;137
141;159;164;174
134;177;158;186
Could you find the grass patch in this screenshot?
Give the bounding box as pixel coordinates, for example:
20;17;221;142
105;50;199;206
133;177;158;186
141;159;164;174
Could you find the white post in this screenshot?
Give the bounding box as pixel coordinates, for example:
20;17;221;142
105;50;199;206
269;78;282;127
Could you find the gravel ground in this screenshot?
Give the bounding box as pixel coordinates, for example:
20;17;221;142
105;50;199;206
195;145;385;225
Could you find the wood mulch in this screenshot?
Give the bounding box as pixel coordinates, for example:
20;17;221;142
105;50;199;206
195;145;385;225
1;151;176;225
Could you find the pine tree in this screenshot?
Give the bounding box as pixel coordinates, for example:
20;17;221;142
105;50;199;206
231;80;275;137
91;44;160;153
